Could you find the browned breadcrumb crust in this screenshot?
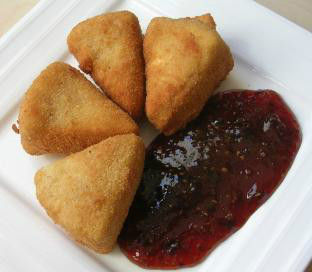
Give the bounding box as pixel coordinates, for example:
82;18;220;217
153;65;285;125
12;123;19;134
35;134;145;253
19;62;138;155
144;14;234;135
67;11;145;120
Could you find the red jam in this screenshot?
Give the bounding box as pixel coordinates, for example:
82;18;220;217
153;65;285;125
118;90;301;269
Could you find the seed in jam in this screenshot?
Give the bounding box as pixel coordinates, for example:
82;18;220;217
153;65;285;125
118;90;301;269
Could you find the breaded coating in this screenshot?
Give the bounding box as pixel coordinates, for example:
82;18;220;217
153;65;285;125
35;134;145;253
144;14;234;135
19;62;138;155
67;11;145;120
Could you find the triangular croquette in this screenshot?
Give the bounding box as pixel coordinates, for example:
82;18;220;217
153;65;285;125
35;134;145;253
144;14;234;135
67;11;145;120
19;62;138;155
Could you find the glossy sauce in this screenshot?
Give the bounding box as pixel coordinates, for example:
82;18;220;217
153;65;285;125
118;90;301;269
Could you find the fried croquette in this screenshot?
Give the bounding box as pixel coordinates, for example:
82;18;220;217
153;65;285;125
19;62;138;155
35;134;145;253
144;14;234;135
67;11;145;120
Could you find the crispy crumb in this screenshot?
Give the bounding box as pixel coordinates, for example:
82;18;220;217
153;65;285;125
35;134;145;253
67;11;145;120
12;123;19;134
18;62;138;155
144;14;234;135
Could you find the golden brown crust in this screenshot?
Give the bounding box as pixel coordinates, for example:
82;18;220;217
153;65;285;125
195;14;216;28
67;11;145;120
19;62;139;155
35;134;145;253
144;14;234;135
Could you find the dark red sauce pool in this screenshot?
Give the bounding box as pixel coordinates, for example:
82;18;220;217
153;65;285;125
118;90;301;269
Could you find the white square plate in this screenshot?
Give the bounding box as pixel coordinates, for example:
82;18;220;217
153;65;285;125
0;0;312;271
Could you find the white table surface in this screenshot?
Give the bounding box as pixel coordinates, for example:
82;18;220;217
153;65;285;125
0;0;311;271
